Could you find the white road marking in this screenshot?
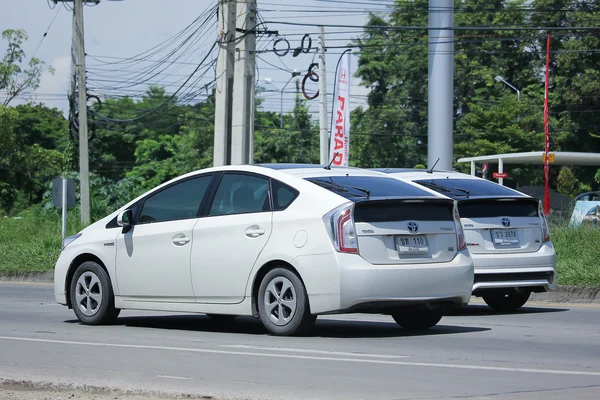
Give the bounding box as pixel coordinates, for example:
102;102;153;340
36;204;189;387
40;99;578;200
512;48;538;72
220;344;410;358
1;336;599;377
156;375;193;380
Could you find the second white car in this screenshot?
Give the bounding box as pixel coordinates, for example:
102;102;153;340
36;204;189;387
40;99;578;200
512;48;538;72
375;168;557;312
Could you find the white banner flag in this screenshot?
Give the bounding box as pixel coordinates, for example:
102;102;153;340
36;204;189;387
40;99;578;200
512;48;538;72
329;51;351;166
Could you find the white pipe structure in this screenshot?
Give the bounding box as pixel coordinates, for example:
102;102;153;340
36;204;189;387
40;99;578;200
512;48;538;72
428;0;454;171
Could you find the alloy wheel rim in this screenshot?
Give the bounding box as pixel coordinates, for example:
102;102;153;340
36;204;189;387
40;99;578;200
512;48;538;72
75;271;103;317
264;276;297;326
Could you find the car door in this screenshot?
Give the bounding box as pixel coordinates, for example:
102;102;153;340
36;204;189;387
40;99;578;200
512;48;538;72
115;174;215;303
191;172;273;304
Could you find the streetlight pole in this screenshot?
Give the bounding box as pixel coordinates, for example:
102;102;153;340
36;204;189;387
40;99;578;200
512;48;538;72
495;75;520;121
280;71;301;132
495;75;520;102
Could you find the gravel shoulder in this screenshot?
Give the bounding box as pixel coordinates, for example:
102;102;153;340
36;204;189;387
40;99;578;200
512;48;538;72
0;381;215;400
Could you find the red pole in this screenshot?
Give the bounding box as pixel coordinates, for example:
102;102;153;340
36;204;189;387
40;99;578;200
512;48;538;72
543;33;551;216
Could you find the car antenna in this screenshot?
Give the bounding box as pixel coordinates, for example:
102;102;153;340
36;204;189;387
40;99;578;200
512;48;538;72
324;153;339;170
427;158;440;174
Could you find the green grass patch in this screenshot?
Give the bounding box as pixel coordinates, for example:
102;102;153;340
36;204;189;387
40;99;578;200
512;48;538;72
0;208;84;276
550;223;600;287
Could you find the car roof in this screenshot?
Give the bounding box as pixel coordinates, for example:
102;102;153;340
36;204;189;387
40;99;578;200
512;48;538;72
258;163;384;178
372;168;481;180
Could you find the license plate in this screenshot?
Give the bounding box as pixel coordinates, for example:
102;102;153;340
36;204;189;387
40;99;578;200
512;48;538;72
491;229;520;247
396;235;429;255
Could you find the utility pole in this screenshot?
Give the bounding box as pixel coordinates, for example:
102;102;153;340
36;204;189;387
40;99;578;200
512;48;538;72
230;0;256;165
318;26;328;165
213;0;237;166
428;0;454;171
74;0;90;225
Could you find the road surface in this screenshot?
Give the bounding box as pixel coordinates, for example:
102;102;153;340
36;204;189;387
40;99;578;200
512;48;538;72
1;282;599;399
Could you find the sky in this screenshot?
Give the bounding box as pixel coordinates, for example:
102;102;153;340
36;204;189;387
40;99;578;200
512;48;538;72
0;0;382;121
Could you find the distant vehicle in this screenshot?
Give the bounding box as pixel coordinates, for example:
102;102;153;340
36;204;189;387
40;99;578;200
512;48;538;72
54;164;474;336
374;168;557;312
582;204;600;227
570;191;600;210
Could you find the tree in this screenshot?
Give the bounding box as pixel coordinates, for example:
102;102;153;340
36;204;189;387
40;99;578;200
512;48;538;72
1;29;50;106
0;103;66;214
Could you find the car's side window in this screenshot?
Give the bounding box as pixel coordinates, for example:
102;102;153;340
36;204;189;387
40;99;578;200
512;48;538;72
138;175;213;224
272;179;299;211
208;173;271;216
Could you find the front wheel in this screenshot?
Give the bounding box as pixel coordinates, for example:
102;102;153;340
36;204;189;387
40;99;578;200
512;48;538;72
391;309;443;330
483;291;531;312
257;268;315;336
70;261;120;325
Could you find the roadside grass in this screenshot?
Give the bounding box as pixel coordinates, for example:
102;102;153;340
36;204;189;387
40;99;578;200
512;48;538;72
1;207;599;287
0;208;84;276
550;221;600;287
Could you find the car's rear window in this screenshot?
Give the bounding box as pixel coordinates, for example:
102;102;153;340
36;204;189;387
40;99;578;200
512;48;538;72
305;176;435;199
414;178;526;199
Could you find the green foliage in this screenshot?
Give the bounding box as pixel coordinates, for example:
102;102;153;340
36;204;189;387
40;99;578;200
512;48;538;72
557;166;580;198
351;0;599;190
1;29;50;106
551;222;600;286
0;103;68;214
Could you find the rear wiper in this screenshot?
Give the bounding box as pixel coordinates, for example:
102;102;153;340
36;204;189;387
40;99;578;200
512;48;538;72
345;185;371;198
310;179;349;193
310;179;369;198
420;181;470;198
328;178;370;198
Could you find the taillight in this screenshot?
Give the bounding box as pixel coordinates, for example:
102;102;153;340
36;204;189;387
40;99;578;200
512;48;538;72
454;203;467;251
539;201;550;242
323;203;359;254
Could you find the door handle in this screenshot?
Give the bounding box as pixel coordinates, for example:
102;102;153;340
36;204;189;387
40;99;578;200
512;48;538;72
245;226;265;238
172;234;191;246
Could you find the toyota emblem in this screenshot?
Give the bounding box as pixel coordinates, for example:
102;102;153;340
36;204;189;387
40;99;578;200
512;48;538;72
501;217;511;227
407;222;419;233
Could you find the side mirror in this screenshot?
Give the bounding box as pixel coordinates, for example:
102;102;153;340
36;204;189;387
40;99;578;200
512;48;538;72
117;209;133;233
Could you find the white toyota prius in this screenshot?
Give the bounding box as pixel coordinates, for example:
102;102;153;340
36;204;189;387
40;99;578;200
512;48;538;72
374;168;557;312
55;164;474;336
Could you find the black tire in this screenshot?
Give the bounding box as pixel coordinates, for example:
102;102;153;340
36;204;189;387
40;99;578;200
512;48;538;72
69;261;120;325
257;267;315;336
391;309;443;330
483;291;531;312
206;314;237;321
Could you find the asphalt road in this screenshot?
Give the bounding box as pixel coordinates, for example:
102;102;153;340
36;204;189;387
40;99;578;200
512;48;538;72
1;282;599;400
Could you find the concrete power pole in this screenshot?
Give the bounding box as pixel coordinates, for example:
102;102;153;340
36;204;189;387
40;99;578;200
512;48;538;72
318;26;329;165
428;0;454;171
74;0;90;225
230;0;257;165
213;0;237;166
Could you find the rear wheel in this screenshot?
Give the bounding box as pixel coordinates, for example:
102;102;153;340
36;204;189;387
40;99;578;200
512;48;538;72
391;309;443;330
257;268;315;336
70;261;120;325
483;291;531;312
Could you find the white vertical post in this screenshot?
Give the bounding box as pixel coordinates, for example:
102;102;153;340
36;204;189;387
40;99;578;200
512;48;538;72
213;0;237;166
74;0;90;225
318;26;329;165
470;161;475;176
231;0;256;165
61;178;67;240
498;158;504;186
428;0;454;171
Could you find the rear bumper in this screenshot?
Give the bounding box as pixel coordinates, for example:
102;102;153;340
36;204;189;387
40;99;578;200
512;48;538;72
471;242;556;294
336;251;474;312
